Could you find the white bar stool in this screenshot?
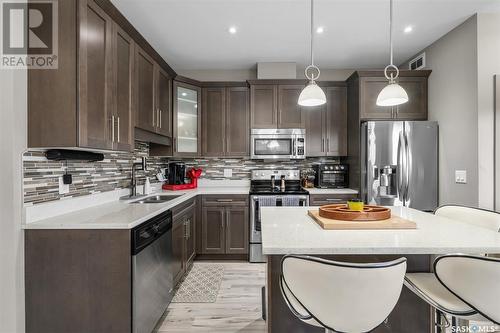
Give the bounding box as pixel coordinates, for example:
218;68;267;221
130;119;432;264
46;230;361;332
434;254;500;325
405;205;500;331
434;205;500;232
280;255;407;333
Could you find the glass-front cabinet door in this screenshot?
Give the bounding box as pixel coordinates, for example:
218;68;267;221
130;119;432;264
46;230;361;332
174;81;201;156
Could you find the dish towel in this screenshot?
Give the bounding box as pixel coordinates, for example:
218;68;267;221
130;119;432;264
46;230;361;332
258;196;277;207
282;197;300;206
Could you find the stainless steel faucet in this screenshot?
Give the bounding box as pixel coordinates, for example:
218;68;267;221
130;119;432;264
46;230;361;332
122;157;147;199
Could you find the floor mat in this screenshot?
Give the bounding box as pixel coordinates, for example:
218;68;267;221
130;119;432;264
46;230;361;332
171;263;224;303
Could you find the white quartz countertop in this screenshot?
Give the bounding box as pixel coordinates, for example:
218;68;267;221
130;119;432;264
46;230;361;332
23;185;249;230
261;206;500;255
305;188;358;195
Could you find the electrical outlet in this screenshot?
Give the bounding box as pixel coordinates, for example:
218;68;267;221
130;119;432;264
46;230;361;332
58;176;70;194
455;170;467;184
224;169;232;178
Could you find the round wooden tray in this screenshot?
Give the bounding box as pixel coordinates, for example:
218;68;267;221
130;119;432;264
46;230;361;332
318;204;391;221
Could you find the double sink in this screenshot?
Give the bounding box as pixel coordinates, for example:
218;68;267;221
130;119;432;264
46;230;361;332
129;194;183;204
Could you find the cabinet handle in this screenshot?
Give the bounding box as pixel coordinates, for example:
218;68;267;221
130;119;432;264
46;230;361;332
159;109;162;129
321;138;325;152
173;137;177;153
184;220;188;239
326;138;330;152
325;198;343;202
116;116;120;143
216;199;233;202
152;108;156;127
111;115;115;143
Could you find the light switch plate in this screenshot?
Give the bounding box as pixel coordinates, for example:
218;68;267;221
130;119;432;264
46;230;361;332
455;170;467;184
224;169;232;178
58;176;70;194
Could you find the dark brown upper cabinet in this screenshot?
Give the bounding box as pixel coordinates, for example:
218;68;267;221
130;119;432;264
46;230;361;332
202;87;226;156
78;0;113;150
304;85;347;157
135;47;156;133
351;70;431;121
278;85;305;128
250;85;278;128
249;81;306;129
173;80;202;157
111;23;134;151
325;86;348;156
202;85;249;157
304;104;326;156
156;67;173;137
135;46;173;136
27;0;175;152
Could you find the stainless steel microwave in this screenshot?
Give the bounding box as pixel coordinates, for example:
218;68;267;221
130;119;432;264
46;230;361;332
250;129;306;159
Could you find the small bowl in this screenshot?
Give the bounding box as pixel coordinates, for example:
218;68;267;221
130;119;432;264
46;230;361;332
347;199;364;211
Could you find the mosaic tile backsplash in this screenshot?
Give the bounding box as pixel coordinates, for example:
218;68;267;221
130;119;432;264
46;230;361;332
23;142;339;205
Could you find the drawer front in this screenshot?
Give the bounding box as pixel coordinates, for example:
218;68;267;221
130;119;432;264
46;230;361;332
202;194;249;207
310;194;358;206
172;197;196;218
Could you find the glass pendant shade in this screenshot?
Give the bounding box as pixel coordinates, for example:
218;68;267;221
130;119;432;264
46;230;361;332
298;81;326;106
376;82;409;106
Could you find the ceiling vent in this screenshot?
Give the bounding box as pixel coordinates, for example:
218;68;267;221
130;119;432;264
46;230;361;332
409;53;426;70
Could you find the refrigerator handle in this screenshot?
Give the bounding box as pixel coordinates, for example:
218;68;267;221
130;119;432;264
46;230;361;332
397;132;405;202
403;132;411;202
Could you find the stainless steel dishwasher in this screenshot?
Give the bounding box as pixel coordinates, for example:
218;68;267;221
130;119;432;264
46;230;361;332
132;210;173;333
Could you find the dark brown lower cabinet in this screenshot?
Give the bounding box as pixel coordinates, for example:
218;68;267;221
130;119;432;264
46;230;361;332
172;198;197;285
225;207;249;254
309;193;358;206
171;216;186;284
25;229;132;333
201;206;226;254
201;195;249;256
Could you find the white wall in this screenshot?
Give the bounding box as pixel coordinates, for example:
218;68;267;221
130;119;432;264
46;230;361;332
0;68;27;333
477;13;500;210
403;16;479;206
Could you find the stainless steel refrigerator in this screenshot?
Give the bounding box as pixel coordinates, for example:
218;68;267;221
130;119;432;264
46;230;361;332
361;121;438;211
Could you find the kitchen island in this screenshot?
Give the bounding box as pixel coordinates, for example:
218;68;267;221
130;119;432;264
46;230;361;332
261;206;500;333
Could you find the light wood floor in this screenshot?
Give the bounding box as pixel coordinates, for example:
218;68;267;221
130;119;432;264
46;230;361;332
155;261;267;333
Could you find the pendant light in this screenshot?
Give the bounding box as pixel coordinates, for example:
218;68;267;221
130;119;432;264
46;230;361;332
376;0;408;107
298;0;326;107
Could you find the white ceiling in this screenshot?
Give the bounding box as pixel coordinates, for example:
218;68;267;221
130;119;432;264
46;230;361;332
111;0;500;71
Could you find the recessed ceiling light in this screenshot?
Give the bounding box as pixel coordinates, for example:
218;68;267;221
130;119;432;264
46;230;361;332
404;25;413;33
182;92;187;97
316;26;324;34
228;26;237;34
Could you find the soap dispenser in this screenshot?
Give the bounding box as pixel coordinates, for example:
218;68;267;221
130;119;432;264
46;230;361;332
144;177;151;195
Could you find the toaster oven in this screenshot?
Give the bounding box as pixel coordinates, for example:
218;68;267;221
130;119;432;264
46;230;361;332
313;163;349;188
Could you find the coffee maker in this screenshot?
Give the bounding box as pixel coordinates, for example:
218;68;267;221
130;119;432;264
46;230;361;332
167;162;186;185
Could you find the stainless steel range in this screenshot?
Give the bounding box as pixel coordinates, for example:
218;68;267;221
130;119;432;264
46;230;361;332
249;170;309;263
